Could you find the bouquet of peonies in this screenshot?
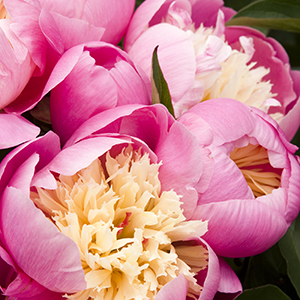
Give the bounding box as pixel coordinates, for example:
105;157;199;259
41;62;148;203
1;0;300;299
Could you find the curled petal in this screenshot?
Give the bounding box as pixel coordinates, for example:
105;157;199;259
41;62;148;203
0;114;40;149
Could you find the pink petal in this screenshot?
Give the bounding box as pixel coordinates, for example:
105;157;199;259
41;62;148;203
124;0;166;51
156;274;189;300
198;145;253;204
4;0;47;72
155;121;203;219
279;70;300;140
64;104;146;147
0;20;36;109
4;43;60;114
40;10;105;53
216;257;242;298
191;0;230;28
80;0;135;44
0;131;60;196
110;60;151;106
183;99;255;147
197;239;220;300
0;114;40;149
128;23;196;103
192;199;288;257
1;187;86;293
32;136;132;189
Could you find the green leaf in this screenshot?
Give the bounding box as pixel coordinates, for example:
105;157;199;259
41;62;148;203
226;0;300;33
279;213;300;297
151;46;175;117
236;285;292;300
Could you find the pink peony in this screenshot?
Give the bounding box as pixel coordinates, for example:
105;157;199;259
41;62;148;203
125;0;300;139
179;98;300;257
41;42;151;144
0;104;241;299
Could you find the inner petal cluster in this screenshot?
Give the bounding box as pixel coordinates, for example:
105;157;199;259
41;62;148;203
230;143;282;197
31;146;208;300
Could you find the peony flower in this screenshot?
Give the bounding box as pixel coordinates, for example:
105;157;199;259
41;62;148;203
41;42;151;145
2;0;135;114
0;104;242;299
125;0;300;139
179;98;300;257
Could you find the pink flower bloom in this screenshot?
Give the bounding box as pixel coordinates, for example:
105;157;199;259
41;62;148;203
0;104;241;299
125;1;300;139
179;98;300;257
2;0;135;114
42;42;151;144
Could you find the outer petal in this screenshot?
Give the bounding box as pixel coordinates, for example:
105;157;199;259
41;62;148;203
193;199;288;257
0;131;60;196
128;23;196;104
80;0;135;44
124;0;166;51
0;114;40;149
156;274;189;300
191;0;233;28
214;258;242;299
155;121;203;219
0;149;86;293
39;9;105;53
197;239;220;300
0;19;36;109
4;0;48;72
279;70;300;140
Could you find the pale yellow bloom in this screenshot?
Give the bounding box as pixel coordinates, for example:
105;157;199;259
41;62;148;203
31;146;208;300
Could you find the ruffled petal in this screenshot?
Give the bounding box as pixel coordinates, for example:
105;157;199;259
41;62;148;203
1;186;86;293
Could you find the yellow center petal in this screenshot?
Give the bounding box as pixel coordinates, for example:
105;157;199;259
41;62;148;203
31;146;208;300
230;143;281;197
0;1;9;19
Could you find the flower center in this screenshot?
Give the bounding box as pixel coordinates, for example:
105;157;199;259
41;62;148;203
230;143;281;197
31;146;208;300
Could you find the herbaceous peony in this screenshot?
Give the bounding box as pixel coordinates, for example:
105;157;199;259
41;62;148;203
179;98;300;257
42;42;151;144
125;0;300;139
1;0;135;114
0;104;242;299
